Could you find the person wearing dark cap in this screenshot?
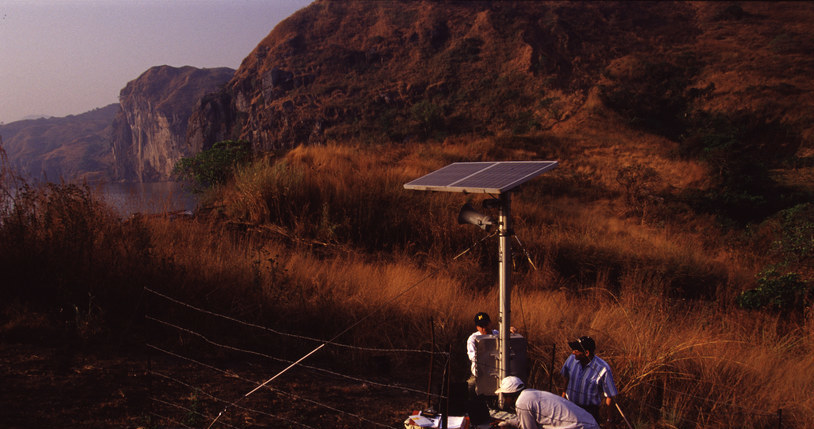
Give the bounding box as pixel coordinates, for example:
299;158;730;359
466;312;498;398
560;336;618;426
494;376;599;429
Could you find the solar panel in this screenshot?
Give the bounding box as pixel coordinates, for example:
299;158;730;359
404;161;558;194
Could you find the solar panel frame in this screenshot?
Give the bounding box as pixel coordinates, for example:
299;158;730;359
403;161;558;194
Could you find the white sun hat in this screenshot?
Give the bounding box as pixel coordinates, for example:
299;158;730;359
495;376;525;394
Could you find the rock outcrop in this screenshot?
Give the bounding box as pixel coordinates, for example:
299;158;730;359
188;1;814;156
112;65;234;182
188;1;704;152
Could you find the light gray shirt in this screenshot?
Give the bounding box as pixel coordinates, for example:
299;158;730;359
504;389;599;429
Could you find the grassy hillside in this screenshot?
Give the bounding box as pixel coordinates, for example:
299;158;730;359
2;135;812;427
2;1;814;428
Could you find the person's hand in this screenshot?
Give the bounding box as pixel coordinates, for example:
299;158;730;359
509;326;517;333
497;421;511;427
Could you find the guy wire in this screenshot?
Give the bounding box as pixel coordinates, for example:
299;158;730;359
206;229;499;428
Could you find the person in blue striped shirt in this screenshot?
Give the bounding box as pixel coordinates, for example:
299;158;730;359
560;336;618;427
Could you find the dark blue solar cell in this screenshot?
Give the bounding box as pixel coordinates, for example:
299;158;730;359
404;161;557;194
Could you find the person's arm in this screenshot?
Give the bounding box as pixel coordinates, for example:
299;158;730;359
600;366;618;428
600;365;618;408
498;415;520;428
561;376;570;398
466;335;478;375
601;396;616;429
560;357;571;398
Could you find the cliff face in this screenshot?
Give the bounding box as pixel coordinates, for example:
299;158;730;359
112;65;234;182
188;1;703;151
188;1;814;156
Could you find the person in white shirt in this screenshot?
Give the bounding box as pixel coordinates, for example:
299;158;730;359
466;312;498;399
495;376;599;429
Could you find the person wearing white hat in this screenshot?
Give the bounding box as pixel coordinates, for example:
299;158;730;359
494;376;600;429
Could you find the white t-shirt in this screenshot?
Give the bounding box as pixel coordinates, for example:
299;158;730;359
466;329;498;376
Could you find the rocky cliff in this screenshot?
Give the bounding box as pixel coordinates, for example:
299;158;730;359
112;65;234;182
188;1;814;157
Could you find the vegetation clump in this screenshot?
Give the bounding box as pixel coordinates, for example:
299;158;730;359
173;139;252;193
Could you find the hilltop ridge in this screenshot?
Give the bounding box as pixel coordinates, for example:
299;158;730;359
191;1;814;154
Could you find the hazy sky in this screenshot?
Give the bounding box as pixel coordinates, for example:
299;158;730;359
0;0;313;124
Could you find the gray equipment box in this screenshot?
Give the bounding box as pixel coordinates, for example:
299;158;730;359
474;334;528;396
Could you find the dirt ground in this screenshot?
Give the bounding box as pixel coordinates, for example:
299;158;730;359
0;338;435;429
0;341;150;428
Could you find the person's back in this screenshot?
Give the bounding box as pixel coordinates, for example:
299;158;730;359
515;389;599;429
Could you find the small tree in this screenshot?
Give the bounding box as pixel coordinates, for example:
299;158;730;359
174;140;252;193
737;266;811;316
771;203;814;265
410;100;445;140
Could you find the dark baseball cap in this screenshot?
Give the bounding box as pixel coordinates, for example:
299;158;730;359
568;336;596;353
474;312;491;327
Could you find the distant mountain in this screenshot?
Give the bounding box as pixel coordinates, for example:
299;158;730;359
0;66;235;184
0;105;120;183
20;114;53;121
112;65;235;182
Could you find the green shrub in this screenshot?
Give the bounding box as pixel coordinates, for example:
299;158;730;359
737;266;811;314
174;140;252;193
771;203;814;264
409;100;446;140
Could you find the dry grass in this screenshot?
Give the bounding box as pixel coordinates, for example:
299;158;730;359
2;138;812;428
184;140;813;427
141;225;812;427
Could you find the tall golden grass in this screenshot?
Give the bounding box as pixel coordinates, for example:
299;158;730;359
1;140;811;427
185;141;813;427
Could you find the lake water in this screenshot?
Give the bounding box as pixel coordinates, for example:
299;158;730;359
97;182;197;216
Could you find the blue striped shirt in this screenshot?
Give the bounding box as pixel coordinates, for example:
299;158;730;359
560;355;618;407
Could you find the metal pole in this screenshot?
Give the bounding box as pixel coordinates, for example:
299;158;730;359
498;192;512;407
427;317;435;410
614;402;635;429
442;344;452;429
549;343;555;392
145;288;152;426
